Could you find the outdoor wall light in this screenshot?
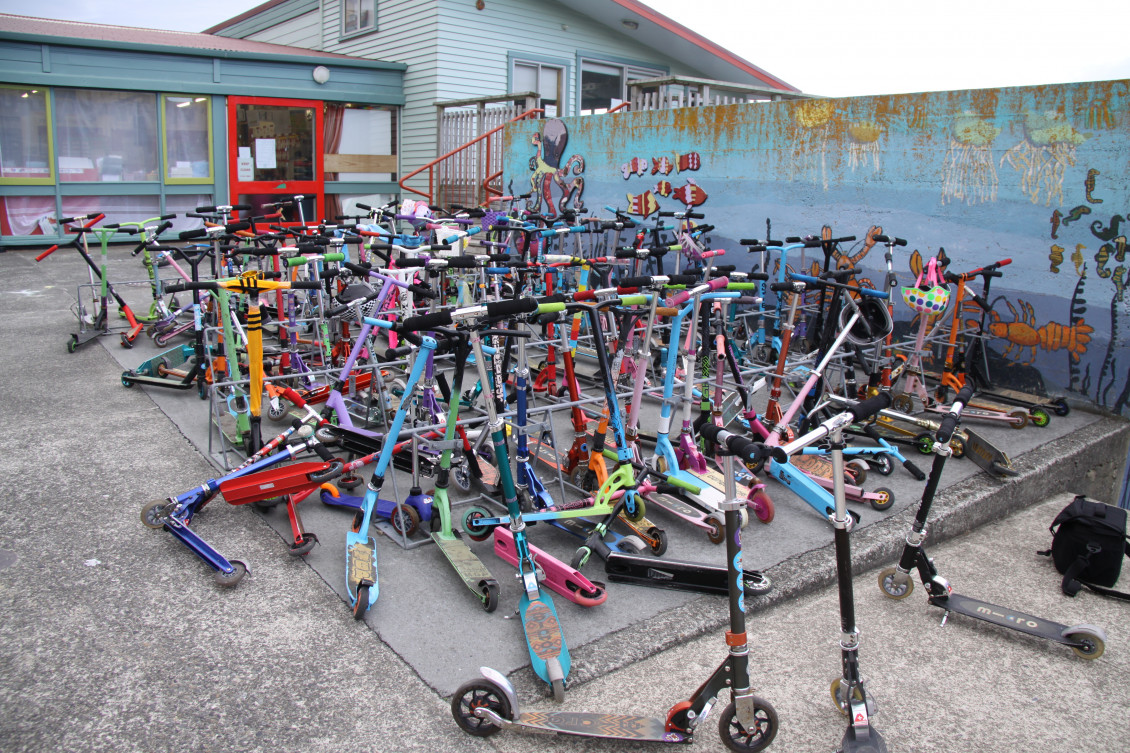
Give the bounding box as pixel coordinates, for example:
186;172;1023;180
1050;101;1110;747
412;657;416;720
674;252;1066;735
313;66;331;84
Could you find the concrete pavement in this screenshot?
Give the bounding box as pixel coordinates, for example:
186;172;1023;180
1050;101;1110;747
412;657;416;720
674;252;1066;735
1;244;1127;753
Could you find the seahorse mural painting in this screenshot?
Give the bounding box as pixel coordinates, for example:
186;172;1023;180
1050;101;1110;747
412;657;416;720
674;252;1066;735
527;119;585;218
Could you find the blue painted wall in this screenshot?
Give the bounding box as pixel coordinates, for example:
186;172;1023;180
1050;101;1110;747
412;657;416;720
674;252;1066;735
502;80;1130;416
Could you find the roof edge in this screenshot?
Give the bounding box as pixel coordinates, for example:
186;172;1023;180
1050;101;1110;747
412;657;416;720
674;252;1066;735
203;0;291;34
612;0;799;92
0;29;406;70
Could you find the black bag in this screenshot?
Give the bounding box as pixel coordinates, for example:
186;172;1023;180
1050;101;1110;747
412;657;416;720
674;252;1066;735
1039;494;1130;601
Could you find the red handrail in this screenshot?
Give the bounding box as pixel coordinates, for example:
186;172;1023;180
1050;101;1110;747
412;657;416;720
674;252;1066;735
399;108;545;205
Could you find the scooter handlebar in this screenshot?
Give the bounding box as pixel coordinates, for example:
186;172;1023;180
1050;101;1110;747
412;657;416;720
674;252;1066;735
848;392;892;423
400;310;452;332
937;383;976;443
873;234;907;246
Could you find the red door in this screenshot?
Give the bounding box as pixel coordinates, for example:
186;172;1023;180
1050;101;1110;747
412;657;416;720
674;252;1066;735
228;96;324;223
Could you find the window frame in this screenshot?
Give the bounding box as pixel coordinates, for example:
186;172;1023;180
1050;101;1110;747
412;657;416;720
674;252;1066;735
340;0;377;39
509;53;570;117
576;55;666;115
161;94;215;186
0;84;56;186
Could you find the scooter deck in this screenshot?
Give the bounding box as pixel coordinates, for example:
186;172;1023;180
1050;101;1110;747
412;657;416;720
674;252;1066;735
931;592;1067;639
520;594;570;684
506;710;688;743
346;533;378;606
602;550;770;596
432;530;495;586
220;461;332;504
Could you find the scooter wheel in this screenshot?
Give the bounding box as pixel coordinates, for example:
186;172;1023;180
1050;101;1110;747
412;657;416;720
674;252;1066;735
719;698;778;752
646;527;667;556
390;504;420;537
352;584;370;620
872;453;894;476
1029;407;1051;427
891;393;914;413
829;678;864;716
749;490;775;524
338;474;362;491
914;433;934;455
214;560;247;588
461;506;494;542
478;581;499;613
1064;628;1105;660
616;535;648;555
120;334;133;349
869;487;894;511
742;571;772;596
1008;409;1028;429
949;436;966;458
66;336;78;354
121;372;135;388
267;403;288;421
1053;397;1071;417
452;464;472;492
846;459;869;485
289;534;318;556
877;566;914;599
140;500;168;529
570;546;591;571
253;496;287;511
706;513;726;545
451;678;511;737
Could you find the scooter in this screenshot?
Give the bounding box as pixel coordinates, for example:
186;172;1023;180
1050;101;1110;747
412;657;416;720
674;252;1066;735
777;393;894;753
451;429;780;751
877;384;1106;659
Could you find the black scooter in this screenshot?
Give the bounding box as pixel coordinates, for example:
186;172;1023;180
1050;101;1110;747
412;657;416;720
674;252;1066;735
450;430;782;751
877;384;1106;660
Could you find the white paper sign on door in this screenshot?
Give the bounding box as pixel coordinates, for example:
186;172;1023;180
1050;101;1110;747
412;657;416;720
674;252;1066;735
237;156;254;181
255;139;277;169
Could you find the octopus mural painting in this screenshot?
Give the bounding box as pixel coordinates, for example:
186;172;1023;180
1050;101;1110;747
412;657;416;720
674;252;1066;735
526;119;585;219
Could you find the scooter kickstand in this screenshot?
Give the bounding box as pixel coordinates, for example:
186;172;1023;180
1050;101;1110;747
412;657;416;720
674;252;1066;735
940;610;950;627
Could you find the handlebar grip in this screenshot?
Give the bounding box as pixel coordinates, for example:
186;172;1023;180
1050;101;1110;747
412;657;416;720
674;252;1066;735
485;298;538;318
35;245;60;262
937;388;973;444
666;274;699;286
290;281;322;290
400;310;453;332
769;282;799;292
179;228;208;240
848;392;892;423
618;276;654;289
164;281;217;293
443;256;478;268
573;290;596;302
311;443;335;463
408;283;438;300
383;345;414;361
873;235;907;246
614;249;639;259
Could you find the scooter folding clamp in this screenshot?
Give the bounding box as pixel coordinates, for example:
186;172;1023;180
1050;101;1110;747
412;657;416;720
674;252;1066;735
840;629;860;651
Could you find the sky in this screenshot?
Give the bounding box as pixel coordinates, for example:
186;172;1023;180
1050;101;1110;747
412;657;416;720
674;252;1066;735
1;0;1128;97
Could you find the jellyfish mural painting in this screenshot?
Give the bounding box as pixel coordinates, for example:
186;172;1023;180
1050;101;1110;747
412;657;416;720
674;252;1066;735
788;99;837;189
527;119;585;219
942;113;1000;206
847;121;882;172
1000;111;1088;206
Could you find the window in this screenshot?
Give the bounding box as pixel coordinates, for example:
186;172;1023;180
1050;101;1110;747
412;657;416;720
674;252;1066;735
163;95;212;183
343;0;375;36
0;87;54;184
53;89;159;182
514;61;563;117
579;60;663;115
324;104;396;182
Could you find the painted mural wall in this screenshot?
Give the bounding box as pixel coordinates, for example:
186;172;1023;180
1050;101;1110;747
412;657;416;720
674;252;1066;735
502;80;1130;416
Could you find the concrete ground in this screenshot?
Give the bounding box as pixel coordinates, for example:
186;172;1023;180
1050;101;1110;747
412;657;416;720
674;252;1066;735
1;244;1128;753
